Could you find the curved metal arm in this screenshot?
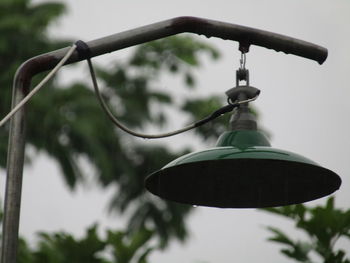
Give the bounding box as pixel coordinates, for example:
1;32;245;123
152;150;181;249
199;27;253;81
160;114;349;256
84;16;327;64
24;16;327;76
2;16;328;263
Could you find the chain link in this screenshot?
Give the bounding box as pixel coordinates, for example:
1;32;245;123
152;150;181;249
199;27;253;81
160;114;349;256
239;52;246;69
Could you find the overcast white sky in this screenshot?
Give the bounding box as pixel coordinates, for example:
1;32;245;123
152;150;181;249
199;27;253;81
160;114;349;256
1;0;350;262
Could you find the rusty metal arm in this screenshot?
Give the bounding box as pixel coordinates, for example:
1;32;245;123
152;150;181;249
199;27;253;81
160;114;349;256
2;16;327;263
26;16;327;73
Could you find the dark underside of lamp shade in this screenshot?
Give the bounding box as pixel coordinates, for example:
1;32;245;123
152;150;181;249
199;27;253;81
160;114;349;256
145;148;341;208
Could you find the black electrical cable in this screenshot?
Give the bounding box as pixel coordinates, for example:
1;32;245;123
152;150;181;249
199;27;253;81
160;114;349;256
78;39;258;139
194;103;238;127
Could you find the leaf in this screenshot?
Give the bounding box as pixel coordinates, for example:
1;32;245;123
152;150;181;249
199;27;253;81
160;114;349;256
137;247;154;263
185;72;195;87
266;226;295;246
129;228;154;254
263;197;350;263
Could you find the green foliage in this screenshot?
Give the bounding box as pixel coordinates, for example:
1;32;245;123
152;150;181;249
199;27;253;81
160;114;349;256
29;226;105;263
14;224;155;263
1;200;155;263
105;227;154;263
0;0;70;167
263;197;350;263
129;35;220;88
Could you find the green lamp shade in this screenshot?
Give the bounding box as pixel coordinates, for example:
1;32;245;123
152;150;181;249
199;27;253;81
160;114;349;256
145;130;341;208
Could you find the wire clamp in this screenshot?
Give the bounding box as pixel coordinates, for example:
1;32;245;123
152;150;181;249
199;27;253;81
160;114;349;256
75;40;91;60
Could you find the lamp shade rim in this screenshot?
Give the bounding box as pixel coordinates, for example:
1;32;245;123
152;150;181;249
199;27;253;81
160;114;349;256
145;155;341;208
145;131;341;208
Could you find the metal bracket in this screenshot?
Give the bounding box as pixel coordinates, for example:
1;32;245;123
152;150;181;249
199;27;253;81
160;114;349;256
226;85;260;103
236;68;249;86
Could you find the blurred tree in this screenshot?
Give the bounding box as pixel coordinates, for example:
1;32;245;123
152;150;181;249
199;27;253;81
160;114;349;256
0;0;228;248
0;0;70;166
0;212;155;263
263;197;350;263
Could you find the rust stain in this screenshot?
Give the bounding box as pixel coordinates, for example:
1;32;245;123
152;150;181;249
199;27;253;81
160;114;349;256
16;54;60;94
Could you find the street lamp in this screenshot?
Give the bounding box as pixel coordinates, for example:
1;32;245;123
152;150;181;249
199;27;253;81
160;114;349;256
1;17;341;263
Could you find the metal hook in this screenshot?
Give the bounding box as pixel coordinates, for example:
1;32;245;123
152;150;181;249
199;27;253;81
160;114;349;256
240;52;246;69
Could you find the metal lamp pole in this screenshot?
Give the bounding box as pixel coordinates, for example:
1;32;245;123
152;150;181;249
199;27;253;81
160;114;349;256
0;16;327;263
